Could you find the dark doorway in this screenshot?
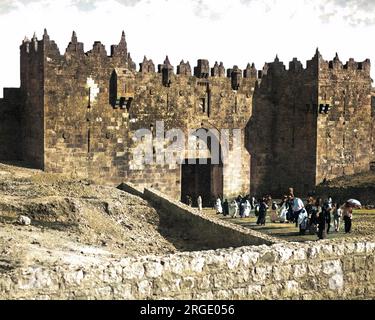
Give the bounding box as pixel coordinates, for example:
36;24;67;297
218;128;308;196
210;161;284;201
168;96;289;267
181;158;223;208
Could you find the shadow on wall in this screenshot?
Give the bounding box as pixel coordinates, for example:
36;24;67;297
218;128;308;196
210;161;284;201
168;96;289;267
316;185;375;206
246;78;276;198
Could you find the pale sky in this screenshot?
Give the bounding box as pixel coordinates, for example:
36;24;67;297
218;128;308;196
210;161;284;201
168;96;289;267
1;0;375;97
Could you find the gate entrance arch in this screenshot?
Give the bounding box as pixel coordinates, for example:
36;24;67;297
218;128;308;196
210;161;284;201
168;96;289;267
181;129;223;208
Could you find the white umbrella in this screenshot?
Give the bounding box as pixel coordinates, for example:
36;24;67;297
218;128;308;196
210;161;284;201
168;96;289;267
347;199;362;208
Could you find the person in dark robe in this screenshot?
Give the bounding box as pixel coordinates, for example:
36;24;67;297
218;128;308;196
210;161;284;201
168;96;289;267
256;197;268;226
286;194;294;223
236;195;243;217
323;199;333;234
186;195;193;207
341;202;353;234
223;199;230;217
309;198;321;235
317;198;327;240
305;197;314;220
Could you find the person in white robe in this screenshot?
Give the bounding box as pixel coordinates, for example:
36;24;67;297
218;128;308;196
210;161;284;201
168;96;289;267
215;197;223;215
231;200;239;218
197;196;203;212
243;200;251;217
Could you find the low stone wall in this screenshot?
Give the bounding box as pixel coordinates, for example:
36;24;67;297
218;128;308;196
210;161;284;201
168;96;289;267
143;187;279;249
2;240;374;300
117;182;145;199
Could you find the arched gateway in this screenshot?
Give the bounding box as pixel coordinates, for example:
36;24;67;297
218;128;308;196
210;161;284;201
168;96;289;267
181;128;223;207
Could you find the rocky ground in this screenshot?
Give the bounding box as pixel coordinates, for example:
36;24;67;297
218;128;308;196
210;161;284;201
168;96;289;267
0;163;179;273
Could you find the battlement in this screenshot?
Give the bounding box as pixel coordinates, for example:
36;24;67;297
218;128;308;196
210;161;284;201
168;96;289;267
323;53;371;72
19;30;371;90
17;30;258;83
260;50;371;80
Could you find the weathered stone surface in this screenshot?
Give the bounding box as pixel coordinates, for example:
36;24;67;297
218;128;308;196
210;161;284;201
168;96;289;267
1;239;374;300
0;32;373;201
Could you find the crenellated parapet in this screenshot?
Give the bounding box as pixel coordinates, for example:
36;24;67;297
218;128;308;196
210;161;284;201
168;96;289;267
289;58;303;72
18;30;372;94
318;51;371;77
229;66;242;90
127;52;137;71
20;30;372;80
65;31;85;57
244;63;257;79
211;62;225;78
87;41;108;58
177;60;192;76
158;56;174;87
111;31;127;58
194;59;210;78
140;56;155;74
21;30;137;72
267;55;286;76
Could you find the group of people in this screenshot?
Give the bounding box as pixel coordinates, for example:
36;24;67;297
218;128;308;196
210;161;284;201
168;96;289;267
187;188;356;240
276;191;355;239
214;195;256;219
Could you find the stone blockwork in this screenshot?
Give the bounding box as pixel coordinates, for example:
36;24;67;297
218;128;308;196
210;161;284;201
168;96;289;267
0;88;22;161
247;55;318;196
247;52;373;196
1;240;374;300
37;30;255;201
0;30;374;200
317;54;372;184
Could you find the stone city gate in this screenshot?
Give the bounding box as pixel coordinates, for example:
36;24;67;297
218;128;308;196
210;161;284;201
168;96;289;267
181;128;224;207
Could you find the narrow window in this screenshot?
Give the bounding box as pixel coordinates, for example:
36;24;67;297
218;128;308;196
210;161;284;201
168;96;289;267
109;70;118;107
87;128;91;154
319;104;325;114
199;98;206;113
324;104;330;114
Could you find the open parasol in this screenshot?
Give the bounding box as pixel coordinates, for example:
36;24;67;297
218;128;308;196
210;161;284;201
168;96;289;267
347;199;362;208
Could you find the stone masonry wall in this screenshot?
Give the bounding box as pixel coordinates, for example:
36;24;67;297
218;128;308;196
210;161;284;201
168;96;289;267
2;31;373;200
247;55;319;196
38;31;255;201
317;55;372;184
19;34;46;169
143;187;278;249
1;240;374;300
0;88;21;161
